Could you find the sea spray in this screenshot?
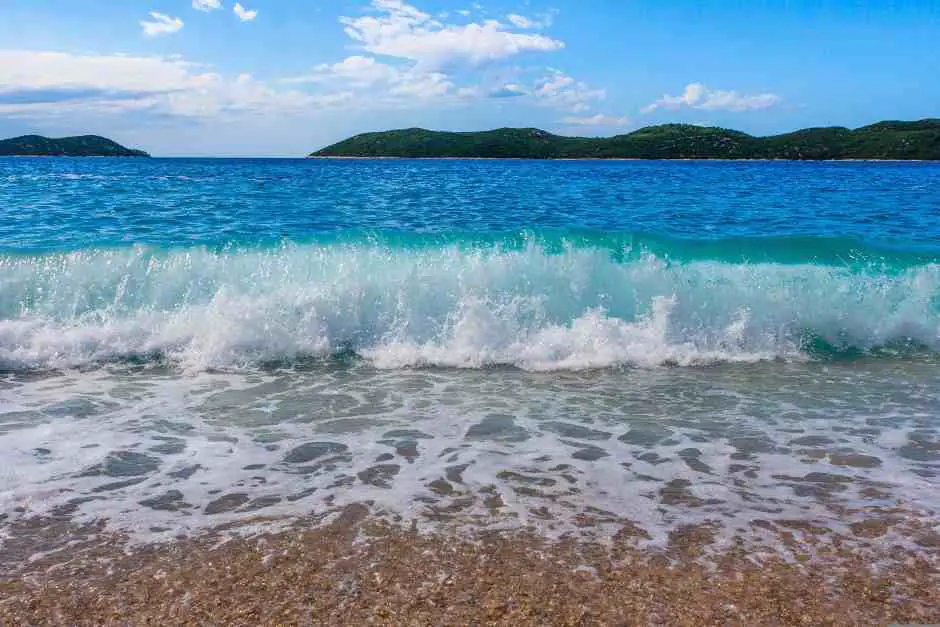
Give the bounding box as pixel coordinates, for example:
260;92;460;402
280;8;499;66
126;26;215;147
1;236;937;371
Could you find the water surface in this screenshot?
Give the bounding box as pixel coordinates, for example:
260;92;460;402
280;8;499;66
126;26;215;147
1;157;938;558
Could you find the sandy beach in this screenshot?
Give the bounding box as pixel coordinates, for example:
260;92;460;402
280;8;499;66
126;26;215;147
2;502;938;626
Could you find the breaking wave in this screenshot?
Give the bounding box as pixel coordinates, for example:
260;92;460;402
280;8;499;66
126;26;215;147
1;232;937;371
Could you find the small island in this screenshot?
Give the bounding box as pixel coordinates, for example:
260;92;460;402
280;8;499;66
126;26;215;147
311;119;940;160
0;135;150;157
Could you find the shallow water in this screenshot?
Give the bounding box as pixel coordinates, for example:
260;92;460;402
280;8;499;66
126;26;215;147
1;157;938;561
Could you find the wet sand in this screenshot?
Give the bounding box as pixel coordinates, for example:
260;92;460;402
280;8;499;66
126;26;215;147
2;505;938;626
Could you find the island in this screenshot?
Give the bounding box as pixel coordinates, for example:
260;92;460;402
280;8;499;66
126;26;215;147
311;119;940;160
0;135;150;157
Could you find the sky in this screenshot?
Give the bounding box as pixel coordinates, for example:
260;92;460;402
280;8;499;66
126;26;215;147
0;0;938;156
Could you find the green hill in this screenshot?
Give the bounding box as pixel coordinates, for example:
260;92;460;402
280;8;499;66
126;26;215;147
0;135;150;157
311;119;940;160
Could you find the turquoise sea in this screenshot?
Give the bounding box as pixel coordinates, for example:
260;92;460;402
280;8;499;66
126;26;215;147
1;158;938;561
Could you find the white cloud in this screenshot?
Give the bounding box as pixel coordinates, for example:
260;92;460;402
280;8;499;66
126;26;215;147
0;50;199;94
277;2;576;112
327;55;401;84
141;12;183;37
506;12;554;29
282;55;603;114
0;50;335;119
285;55;402;86
233;2;258;22
506;14;532;28
642;83;780;113
282;54;457;102
536;70;573;95
164;73;335;117
192;0;222;11
390;72;453;99
340;0;563;68
3;1;613;142
534;69;605;113
560;113;630;126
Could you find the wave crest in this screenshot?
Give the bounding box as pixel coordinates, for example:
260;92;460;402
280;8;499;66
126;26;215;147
1;240;938;371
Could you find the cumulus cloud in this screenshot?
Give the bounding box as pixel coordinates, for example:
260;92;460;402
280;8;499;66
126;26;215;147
283;54;457;102
642;83;780;113
281;1;566;107
340;0;563;68
233;2;258;22
283;54;602;113
285;55;402;86
86;0;604;125
560;113;630;126
192;0;222;11
275;1;581;112
0;50;335;119
141;12;184;36
389;72;453;99
534;69;605;113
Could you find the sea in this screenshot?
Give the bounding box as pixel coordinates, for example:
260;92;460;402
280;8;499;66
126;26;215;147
1;157;939;566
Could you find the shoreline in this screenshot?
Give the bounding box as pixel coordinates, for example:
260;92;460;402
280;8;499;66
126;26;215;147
3;154;934;162
1;154;150;159
2;506;938;625
306;155;936;162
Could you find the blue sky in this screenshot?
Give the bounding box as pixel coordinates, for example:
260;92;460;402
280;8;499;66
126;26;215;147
1;0;938;155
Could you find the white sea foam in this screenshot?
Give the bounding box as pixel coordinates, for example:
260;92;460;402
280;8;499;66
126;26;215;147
0;355;937;560
1;243;937;372
1;241;939;561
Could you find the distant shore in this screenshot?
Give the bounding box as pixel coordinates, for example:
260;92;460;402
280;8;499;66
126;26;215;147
0;134;149;158
310;120;940;160
307;155;934;162
3;154;934;161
